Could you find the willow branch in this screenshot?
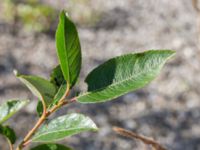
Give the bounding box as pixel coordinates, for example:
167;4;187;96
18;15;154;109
16;84;72;150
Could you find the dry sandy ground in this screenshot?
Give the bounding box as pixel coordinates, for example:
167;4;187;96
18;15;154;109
1;0;200;150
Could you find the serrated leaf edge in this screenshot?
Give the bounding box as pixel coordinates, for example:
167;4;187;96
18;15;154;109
77;50;175;103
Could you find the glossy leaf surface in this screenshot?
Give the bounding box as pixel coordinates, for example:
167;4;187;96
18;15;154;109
77;50;175;103
0;100;29;123
56;11;81;87
32;113;98;142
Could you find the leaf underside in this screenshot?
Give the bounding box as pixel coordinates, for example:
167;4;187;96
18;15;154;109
56;10;81;88
0;100;29;124
77;50;175;103
32;113;98;142
16;73;56;106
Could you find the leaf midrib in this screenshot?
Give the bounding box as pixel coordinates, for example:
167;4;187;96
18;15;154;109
77;62;165;98
63;15;70;84
32;127;97;142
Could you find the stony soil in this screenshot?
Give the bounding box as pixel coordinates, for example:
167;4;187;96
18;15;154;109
1;0;200;150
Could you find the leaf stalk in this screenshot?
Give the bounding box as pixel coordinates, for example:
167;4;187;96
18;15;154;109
16;83;74;150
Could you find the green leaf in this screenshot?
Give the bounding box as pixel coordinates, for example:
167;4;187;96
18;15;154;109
30;143;72;150
49;65;67;108
56;10;82;88
0;125;16;144
36;101;43;117
50;65;65;89
77;50;175;103
15;71;56;106
32;113;98;142
49;83;67;108
0;100;29;124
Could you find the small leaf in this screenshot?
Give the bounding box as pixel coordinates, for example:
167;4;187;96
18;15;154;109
30;143;72;150
77;50;175;103
50;65;65;89
56;10;82;88
32;113;98;142
49;83;67;108
36;101;43;117
49;65;67;108
0;125;16;144
0;100;29;123
15;72;56;106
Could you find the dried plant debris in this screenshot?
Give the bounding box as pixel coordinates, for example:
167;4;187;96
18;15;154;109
113;127;167;150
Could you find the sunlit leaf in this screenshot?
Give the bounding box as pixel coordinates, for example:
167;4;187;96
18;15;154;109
77;50;175;103
0;100;29;124
56;10;82;88
32;113;98;142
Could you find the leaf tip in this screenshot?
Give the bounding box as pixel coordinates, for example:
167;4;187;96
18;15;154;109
65;12;69;17
60;10;70;19
93;127;99;131
168;49;176;54
13;69;19;76
164;49;176;55
165;49;176;60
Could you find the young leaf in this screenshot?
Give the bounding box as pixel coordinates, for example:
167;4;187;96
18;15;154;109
77;50;175;103
36;101;43;117
0;125;16;144
49;65;67;107
49;83;67;108
31;143;72;150
0;100;29;124
15;71;56;106
50;65;65;89
32;113;98;142
56;10;82;88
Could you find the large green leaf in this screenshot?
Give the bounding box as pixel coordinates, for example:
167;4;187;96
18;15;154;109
56;10;82;88
32;113;98;142
0;125;16;144
31;143;72;150
0;100;29;123
77;50;175;103
15;71;56;106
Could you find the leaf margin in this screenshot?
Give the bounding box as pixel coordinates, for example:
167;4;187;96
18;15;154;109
76;50;175;103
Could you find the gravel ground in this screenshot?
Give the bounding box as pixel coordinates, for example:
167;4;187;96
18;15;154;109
1;0;200;150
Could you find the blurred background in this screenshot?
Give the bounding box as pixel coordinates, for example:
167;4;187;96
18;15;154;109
0;0;200;149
